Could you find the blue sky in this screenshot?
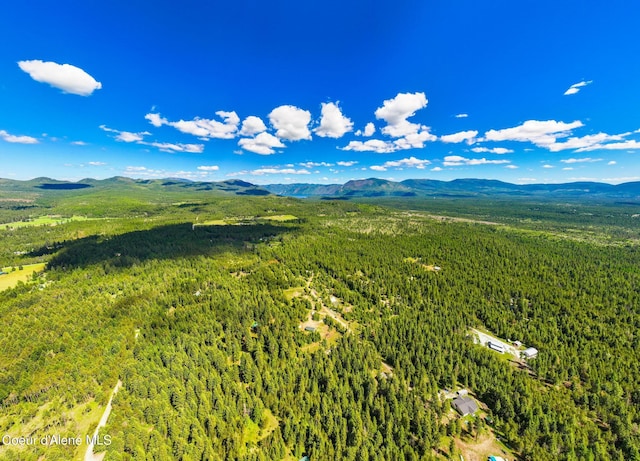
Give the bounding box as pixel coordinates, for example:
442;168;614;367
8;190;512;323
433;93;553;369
2;0;640;184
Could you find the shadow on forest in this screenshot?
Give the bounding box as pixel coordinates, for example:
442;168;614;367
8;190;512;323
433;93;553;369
29;222;296;270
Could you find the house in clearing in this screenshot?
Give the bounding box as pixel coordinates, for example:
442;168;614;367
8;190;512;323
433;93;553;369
304;326;317;332
451;396;478;416
521;347;538;359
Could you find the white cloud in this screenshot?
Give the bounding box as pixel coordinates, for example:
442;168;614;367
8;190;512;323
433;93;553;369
542;164;554;169
384;156;431;169
230;168;311;176
560;157;603;164
393;129;437;150
123;166;211;180
370;156;431;171
483;120;583;147
239;116;267;136
87;161;106;166
443;155;510;166
314;102;353;138
471;146;514;154
18;60;102;96
517;178;538;183
142;141;204;153
355;122;376;137
563;80;592;96
0;129;38;144
299;161;333;168
197;165;219;171
145;113;168;127
145;111;240;139
238;132;285;155
71;141;88;146
455;113;469;118
364;122;375;136
341;139;397;153
608;161;617;165
546;132;626;152
562;167;574;171
375;92;428;137
268;105;312;141
336;161;358;167
440;130;478;144
600;176;640;184
431;166;443;171
505;165;519;169
100;125;150;143
576;140;640;152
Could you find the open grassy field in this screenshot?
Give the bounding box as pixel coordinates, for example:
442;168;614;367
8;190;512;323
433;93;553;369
0;263;46;291
2;215;95;229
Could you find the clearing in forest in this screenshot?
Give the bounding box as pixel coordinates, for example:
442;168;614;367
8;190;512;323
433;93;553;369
0;263;46;291
2;215;95;229
453;432;514;461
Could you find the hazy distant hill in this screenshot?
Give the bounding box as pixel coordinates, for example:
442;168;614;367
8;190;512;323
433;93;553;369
264;178;640;200
3;176;640;201
0;177;271;196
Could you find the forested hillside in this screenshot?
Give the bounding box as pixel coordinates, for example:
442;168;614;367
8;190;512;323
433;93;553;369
0;189;639;460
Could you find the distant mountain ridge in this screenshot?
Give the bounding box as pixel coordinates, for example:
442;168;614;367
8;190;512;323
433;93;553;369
2;176;640;200
0;177;271;196
263;178;640;200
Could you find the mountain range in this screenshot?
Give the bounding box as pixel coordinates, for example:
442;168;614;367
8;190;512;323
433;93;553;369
2;176;640;201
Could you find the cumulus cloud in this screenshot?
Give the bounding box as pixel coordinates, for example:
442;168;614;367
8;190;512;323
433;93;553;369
370;156;431;171
443;155;511;167
123;166;212;180
299;161;333;168
314;102;353;138
18;60;102;96
71;141;88;146
145;113;168;127
341;139;397;153
564;80;592;96
145;111;240;139
440;130;478;144
560;157;603;164
87;161;106;166
239;116;267;136
431;166;443;171
337;160;358;167
142;141;204;153
268;105;312;141
355;122;376;137
471;146;514;154
100;125;150;143
608;161;617;165
0;129;38;144
375;92;428;137
545;132;627;152
229;168;311;176
576;140;640;152
483;120;583;147
455;113;468;118
542;164;554;169
197;165;219;171
505;165;519;169
238;132;285;155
